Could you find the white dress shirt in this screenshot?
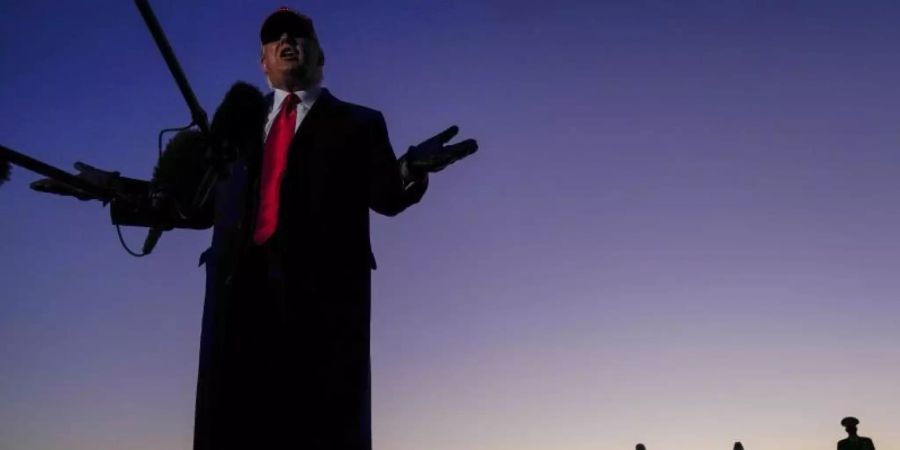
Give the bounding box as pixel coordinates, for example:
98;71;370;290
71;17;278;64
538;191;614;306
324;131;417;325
264;84;322;139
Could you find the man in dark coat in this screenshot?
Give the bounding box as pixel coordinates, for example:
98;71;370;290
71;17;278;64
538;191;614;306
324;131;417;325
184;9;476;449
39;7;478;450
30;7;474;447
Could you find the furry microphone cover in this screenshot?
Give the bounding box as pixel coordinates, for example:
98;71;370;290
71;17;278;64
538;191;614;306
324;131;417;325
152;82;267;209
210;82;268;162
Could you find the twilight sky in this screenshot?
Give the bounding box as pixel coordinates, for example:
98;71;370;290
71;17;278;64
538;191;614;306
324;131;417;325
2;1;899;449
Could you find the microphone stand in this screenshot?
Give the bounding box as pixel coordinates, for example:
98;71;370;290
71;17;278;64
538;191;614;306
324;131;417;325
3;0;230;256
1;144;117;201
133;0;234;253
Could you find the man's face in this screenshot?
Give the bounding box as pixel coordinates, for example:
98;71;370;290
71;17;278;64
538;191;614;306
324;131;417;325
260;32;321;90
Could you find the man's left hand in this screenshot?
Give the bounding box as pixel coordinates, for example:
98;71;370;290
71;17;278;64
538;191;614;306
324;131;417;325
405;125;478;177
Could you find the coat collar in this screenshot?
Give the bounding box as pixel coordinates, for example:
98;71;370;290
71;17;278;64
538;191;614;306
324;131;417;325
261;87;337;151
270;85;323;112
291;87;335;142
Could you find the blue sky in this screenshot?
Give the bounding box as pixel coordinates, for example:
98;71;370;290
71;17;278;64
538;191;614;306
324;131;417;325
2;1;899;449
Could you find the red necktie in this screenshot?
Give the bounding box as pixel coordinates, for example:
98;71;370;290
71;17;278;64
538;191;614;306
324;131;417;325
254;93;300;244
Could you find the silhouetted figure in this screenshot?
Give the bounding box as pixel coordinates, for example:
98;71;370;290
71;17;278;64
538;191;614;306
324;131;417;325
60;7;477;450
838;416;876;450
17;5;477;450
636;444;646;450
734;442;744;450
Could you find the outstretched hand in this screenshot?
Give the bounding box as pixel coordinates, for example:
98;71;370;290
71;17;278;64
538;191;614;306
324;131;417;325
30;161;120;201
405;125;478;176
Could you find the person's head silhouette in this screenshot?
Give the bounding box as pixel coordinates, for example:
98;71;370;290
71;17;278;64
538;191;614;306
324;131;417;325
841;416;860;437
733;441;744;450
636;444;646;450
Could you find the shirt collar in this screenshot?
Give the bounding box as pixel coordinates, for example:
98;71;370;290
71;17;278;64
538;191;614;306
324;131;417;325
272;83;322;111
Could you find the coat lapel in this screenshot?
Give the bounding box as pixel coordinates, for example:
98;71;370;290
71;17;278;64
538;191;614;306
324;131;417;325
291;88;336;151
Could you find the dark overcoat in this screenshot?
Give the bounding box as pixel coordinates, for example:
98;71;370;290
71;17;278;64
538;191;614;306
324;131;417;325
116;83;426;449
838;437;877;450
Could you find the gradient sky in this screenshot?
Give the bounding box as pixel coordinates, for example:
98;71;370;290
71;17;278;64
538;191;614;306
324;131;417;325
2;1;899;449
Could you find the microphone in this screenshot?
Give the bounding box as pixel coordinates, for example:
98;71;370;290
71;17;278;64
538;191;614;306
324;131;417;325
140;129;208;256
139;185;172;255
143;227;164;254
135;82;267;255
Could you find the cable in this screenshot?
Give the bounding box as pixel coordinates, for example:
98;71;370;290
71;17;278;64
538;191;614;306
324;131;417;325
158;122;194;159
116;223;148;257
115;122;193;258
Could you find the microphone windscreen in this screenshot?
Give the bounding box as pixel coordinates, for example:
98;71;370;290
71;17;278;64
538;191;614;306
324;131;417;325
153;129;208;209
151;82;267;212
211;82;267;154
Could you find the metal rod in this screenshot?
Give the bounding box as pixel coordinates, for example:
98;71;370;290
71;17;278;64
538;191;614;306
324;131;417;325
0;144;113;200
134;0;210;135
134;0;225;217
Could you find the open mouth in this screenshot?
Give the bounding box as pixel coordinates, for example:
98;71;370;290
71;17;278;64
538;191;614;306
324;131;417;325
279;46;299;60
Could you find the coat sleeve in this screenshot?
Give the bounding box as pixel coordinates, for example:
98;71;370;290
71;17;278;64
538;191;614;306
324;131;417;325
367;112;427;216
